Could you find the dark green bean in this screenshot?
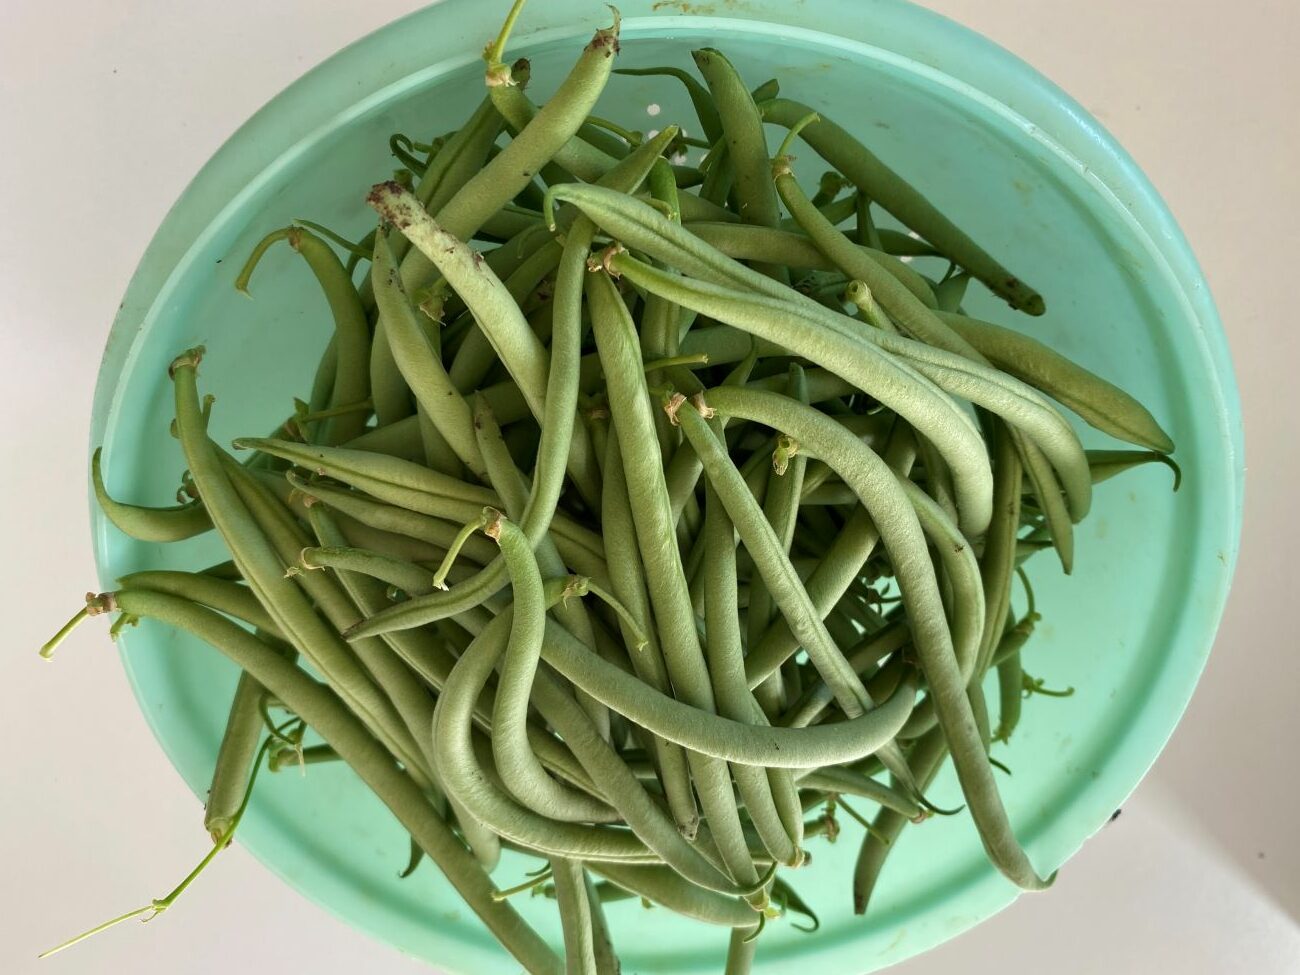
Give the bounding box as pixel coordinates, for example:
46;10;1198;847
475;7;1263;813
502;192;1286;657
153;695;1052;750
762;98;1045;315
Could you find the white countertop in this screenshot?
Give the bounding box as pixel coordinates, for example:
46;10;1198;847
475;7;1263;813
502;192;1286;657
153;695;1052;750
1;2;1296;973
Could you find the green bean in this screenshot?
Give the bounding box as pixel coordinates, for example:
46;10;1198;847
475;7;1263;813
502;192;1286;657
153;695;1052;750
235;227;370;444
281;475;500;567
693;49;785;281
1017;431;1075;573
405;11;620;261
940;312;1175;452
478;509;615;822
590;863;757;929
92;448;212;542
995;644;1024;745
704;480;802;867
117;571;283;639
683;221;935;306
106;589;563;975
204;669;272;841
898;476;984;686
977;424;1023;677
296;547;432;597
233;435;493;505
762;98;1045;315
471;395;613;743
602;428;700;836
550;858;598;975
371;233;486;476
797;766;922;820
614;66;725;144
749;369;809;719
541;616;916;769
702;385;1050;889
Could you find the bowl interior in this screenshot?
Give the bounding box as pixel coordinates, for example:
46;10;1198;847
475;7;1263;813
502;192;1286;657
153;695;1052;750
92;2;1242;973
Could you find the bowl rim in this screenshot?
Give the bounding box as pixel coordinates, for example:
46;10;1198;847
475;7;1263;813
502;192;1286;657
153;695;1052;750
90;1;1245;972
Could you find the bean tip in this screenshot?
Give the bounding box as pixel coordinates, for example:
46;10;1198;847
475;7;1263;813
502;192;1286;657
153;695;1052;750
167;347;205;379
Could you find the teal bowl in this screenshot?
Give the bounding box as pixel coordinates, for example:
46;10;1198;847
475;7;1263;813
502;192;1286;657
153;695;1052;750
89;1;1244;972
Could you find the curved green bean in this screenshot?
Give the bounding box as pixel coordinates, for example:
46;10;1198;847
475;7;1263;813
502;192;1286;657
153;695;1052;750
92;448;212;542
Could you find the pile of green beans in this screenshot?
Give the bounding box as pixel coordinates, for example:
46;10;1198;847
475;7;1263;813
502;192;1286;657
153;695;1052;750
42;3;1180;972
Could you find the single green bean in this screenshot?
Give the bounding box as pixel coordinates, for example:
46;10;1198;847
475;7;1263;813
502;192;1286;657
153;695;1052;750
92;448;212;542
370;233;486;476
236;228;371;444
589;863;757;929
851;724;948;916
541;616;916;769
693;49;785;280
482;508;615;822
683;221;935;307
550;858;598;975
602;427;700;836
940;311;1175;452
704;479;802;867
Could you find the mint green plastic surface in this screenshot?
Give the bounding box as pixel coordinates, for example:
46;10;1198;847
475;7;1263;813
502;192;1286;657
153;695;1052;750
89;1;1244;972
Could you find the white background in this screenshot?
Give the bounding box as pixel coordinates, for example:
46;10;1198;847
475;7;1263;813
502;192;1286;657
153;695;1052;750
1;1;1297;973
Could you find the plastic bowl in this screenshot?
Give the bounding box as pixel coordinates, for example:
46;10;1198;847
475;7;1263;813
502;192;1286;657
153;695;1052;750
89;1;1244;972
